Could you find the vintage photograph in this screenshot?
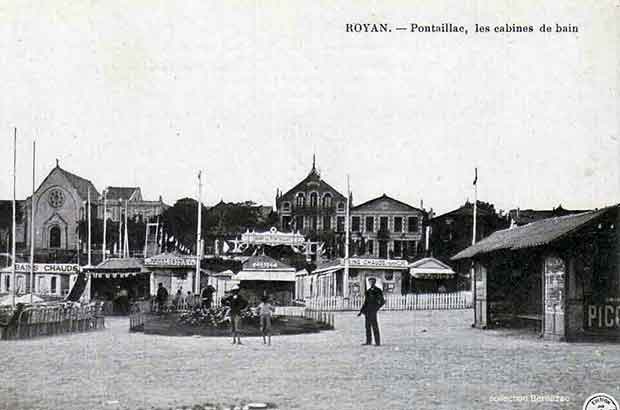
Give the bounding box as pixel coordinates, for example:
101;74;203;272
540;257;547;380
0;2;618;410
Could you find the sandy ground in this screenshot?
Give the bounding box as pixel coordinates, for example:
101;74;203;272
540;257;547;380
1;309;619;410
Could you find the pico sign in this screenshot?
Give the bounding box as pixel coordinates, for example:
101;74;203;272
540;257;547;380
588;303;620;329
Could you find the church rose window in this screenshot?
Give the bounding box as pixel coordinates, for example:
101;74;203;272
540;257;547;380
48;189;65;208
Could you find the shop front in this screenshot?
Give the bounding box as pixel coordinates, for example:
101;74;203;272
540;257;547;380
408;257;456;293
144;252;198;297
453;205;619;341
234;255;296;305
84;258;151;313
0;263;80;298
311;258;410;298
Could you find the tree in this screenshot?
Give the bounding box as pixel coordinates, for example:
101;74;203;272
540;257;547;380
77;214;151;255
0;200;24;250
160;198;208;251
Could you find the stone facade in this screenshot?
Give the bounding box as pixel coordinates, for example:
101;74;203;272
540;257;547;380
275;160;347;235
350;194;427;260
94;187;168;223
20;164;167;254
22;165;98;251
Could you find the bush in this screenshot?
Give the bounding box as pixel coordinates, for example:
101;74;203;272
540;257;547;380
177;306;259;328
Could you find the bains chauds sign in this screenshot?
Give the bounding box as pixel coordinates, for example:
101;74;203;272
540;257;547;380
9;263;80;274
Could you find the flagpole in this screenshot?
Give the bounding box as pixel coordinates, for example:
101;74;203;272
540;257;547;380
30;140;35;303
87;187;92;266
102;189;107;262
11;127;17;307
118;198;122;257
471;167;478;326
344;174;350;299
472;167;477;246
124;199;129;257
195;171;202;295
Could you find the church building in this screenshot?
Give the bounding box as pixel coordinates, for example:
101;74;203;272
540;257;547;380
19;162;167;258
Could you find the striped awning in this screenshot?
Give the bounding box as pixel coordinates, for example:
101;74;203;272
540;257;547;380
90;270;148;279
409;257;455;279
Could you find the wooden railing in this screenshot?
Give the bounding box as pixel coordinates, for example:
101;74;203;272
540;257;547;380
302;309;335;328
303;291;473;312
1;303;105;340
129;300;153;331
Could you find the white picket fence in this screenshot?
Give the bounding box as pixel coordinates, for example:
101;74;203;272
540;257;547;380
304;291;472;312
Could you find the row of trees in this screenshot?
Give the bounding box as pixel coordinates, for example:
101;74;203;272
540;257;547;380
76;199;279;254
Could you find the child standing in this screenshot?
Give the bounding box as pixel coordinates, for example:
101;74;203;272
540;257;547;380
257;295;276;345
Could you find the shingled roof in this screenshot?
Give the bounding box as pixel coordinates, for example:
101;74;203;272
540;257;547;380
105;187;140;201
451;206;615;260
57;166;100;199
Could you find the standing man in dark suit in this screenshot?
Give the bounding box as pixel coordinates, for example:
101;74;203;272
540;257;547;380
358;277;385;346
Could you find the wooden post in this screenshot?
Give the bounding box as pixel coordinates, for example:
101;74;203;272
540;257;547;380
11;127;17;307
30;140;35;303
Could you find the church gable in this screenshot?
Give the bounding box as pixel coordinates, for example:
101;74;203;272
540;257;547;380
36;165;98;203
34;168;82;211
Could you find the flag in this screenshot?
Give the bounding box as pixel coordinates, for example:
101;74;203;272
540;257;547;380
473;167;478;186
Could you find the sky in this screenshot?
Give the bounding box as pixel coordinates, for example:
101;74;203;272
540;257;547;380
0;1;618;215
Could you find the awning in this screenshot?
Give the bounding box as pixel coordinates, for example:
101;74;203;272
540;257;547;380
409;257;456;279
314;267;341;277
90;270;149;279
84;257;150;279
235;270;296;282
410;268;455;279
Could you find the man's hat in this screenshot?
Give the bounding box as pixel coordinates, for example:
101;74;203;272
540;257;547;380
368;277;377;282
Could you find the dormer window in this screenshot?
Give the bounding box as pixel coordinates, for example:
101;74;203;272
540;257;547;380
295;193;306;207
322;193;332;208
310;192;318;208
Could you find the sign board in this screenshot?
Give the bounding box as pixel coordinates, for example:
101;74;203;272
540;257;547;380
145;255;197;268
251;262;279;269
348;258;408;269
10;263;80;274
586;297;620;330
240;227;306;246
544;256;565;313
